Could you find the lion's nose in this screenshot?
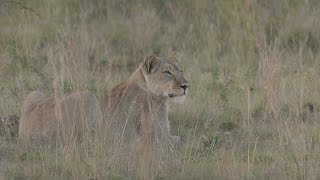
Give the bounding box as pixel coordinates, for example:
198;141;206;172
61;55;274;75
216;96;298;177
180;83;189;91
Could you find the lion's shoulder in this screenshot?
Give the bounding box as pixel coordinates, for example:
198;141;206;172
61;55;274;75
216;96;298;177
21;91;46;114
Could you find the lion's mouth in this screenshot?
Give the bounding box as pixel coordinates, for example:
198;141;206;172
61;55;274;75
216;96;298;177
168;93;186;98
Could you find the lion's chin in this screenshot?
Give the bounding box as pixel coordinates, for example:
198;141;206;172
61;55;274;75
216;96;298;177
172;94;187;104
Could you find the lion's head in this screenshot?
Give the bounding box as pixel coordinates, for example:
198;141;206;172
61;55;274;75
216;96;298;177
139;52;189;103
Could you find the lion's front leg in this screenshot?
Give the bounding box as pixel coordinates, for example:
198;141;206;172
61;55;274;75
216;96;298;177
152;114;182;146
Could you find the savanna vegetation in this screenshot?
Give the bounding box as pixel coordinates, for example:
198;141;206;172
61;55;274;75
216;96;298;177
1;0;320;179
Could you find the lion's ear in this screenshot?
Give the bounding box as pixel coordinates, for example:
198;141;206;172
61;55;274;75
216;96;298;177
143;54;160;74
168;51;179;62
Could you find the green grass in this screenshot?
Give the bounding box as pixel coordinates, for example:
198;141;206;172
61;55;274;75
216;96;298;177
1;0;320;179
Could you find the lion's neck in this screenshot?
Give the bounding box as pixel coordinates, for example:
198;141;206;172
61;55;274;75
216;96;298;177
108;67;167;109
127;68;149;92
130;68;165;99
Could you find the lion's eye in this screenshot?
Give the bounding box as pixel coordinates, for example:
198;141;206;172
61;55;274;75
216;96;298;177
163;71;172;76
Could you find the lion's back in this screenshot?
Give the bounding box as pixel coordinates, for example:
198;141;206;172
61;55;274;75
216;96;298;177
18;91;102;146
19;91;46;145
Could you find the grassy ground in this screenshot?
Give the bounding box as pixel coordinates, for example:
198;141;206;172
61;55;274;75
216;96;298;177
1;0;320;179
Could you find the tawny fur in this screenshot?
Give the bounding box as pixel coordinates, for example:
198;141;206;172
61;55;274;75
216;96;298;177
102;53;189;146
19;91;102;146
18;53;188;148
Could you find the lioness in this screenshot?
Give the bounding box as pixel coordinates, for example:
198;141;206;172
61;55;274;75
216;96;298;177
103;52;189;146
18;52;189;147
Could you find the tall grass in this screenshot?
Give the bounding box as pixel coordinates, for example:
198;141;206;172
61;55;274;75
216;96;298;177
1;0;320;179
